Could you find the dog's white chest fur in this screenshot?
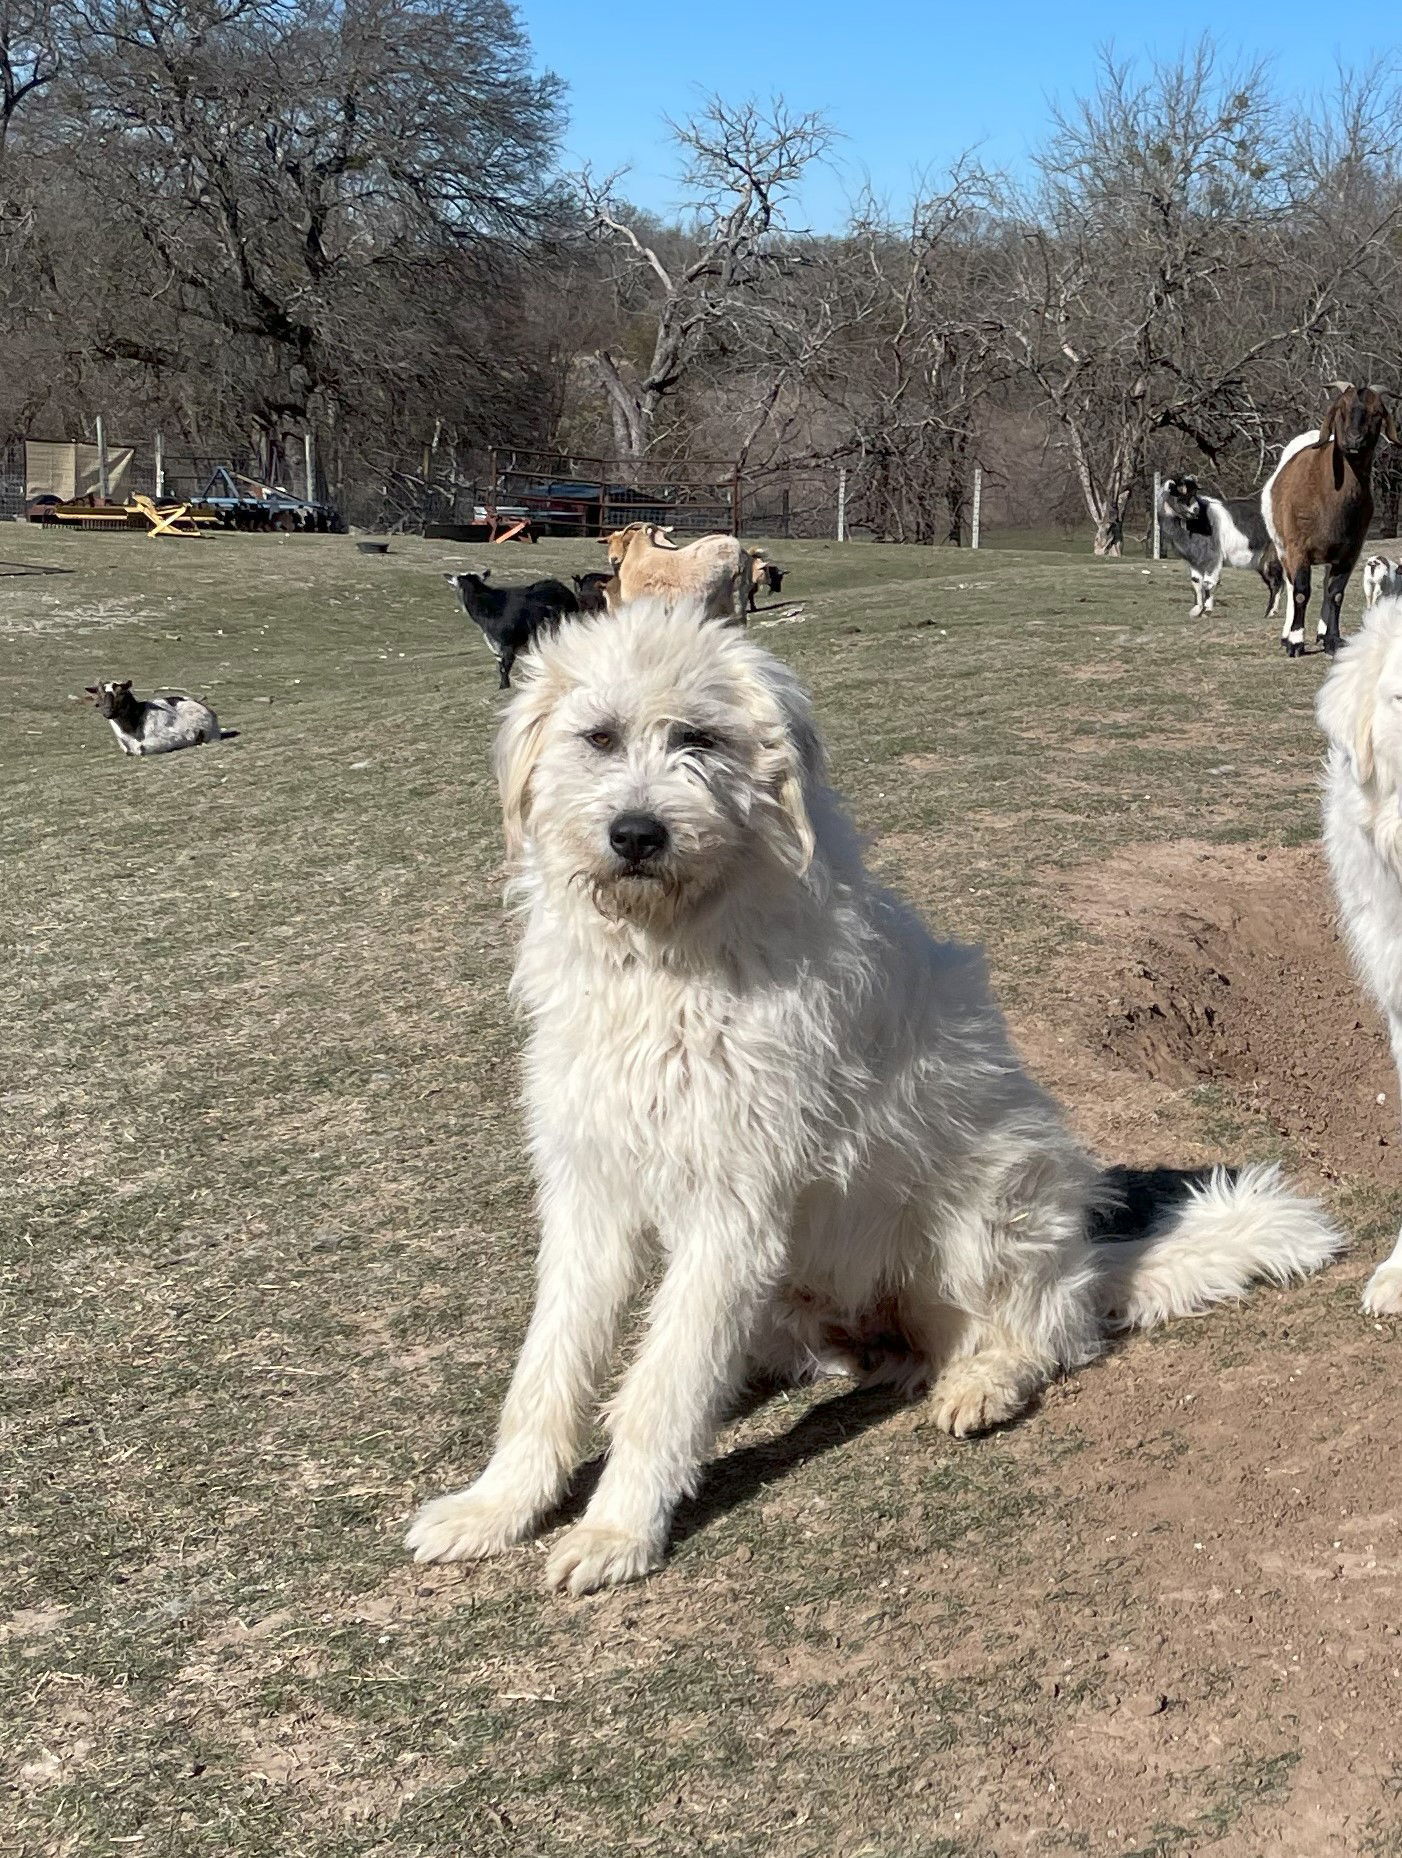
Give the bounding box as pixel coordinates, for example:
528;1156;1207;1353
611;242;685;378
518;927;780;1185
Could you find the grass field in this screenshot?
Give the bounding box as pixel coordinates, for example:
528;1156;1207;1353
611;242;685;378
5;529;1402;1856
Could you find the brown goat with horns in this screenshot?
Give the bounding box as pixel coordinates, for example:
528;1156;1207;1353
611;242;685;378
1262;381;1396;658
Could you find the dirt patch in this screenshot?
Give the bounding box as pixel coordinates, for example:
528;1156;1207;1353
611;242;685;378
1058;840;1402;1185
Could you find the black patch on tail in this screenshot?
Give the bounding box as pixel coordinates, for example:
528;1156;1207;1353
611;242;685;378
1089;1165;1237;1245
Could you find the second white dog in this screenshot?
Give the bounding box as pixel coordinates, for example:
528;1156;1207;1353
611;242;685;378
1319;593;1402;1314
408;602;1342;1594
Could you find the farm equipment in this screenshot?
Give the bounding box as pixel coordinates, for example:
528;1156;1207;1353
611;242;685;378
26;471;340;536
189;467;341;532
27;494;219;536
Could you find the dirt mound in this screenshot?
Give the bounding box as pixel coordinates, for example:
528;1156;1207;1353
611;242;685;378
1066;841;1401;1184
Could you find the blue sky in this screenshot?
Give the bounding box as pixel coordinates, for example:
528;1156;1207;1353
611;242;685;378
518;0;1400;228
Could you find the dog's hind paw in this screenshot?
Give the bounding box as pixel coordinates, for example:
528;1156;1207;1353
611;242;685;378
404;1487;536;1563
928;1359;1031;1438
545;1523;660;1596
1362;1261;1402;1317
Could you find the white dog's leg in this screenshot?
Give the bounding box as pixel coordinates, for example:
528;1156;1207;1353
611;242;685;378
1362;1232;1402;1316
406;1158;643;1563
923;1153;1100;1437
1364;1013;1402;1317
545;1196;783;1595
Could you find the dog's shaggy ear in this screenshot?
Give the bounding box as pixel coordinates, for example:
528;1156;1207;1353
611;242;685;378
1316;632;1377;784
494;664;553;858
744;655;825;874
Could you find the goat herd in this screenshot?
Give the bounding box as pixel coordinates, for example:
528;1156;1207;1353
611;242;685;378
80;380;1400;755
444;522;784;691
1160;380;1398;656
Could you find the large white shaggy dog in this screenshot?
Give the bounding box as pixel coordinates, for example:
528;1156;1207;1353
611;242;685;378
407;603;1342;1594
1318;593;1402;1315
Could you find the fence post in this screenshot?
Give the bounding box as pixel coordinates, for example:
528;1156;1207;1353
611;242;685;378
304;430;316;504
971;465;983;549
95;415;110;500
1152;472;1161;559
836;466;847;542
154;432;165;499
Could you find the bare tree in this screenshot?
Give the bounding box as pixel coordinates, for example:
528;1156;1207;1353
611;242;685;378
54;0;565;473
998;44;1399;553
578;96;832;468
0;0;61;163
805;167;1007;542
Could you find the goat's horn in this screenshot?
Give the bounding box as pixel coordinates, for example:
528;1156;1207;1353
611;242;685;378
1326;378;1352;394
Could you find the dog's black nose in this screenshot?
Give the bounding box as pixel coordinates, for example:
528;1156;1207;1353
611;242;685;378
609;812;669;863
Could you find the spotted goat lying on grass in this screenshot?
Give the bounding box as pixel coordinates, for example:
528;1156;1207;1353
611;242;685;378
85;680;225;756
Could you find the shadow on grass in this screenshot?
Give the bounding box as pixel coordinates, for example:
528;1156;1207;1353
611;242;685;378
543;1383;911;1546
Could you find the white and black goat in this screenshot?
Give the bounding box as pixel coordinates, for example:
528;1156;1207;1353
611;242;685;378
86;680;223;756
1158;475;1283;620
1363;555;1402;608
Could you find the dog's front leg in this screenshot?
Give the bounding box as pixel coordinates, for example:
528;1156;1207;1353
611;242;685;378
545;1191;784;1596
406;1153;643;1563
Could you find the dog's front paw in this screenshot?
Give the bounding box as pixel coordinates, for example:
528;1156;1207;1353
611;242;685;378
545;1523;660;1596
405;1486;536;1563
1363;1262;1402;1317
929;1362;1027;1438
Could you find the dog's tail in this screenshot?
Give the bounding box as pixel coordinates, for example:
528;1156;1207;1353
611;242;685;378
1092;1162;1344;1330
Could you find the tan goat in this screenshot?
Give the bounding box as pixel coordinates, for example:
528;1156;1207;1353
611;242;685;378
602;523;752;625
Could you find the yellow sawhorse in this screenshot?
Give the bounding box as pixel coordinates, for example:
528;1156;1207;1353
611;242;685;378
129;494;208;538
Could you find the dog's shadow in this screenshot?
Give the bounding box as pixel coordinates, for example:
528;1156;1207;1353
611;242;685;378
547;1382;910;1544
672;1382;912;1545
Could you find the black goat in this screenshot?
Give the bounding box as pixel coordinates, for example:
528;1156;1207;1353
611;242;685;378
747;551;787;611
444;570;579;688
572;571;617;615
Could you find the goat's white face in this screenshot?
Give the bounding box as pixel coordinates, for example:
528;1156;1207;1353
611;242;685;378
496;603;819;929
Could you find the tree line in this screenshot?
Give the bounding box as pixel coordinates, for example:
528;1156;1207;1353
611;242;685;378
3;7;1402;549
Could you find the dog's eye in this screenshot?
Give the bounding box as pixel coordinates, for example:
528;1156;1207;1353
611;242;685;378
676;728;718;754
584;728;617;752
